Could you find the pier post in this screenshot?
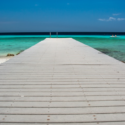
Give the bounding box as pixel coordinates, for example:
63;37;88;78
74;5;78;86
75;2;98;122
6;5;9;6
50;32;51;38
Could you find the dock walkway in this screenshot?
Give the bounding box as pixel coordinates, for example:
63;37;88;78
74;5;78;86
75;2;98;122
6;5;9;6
0;38;125;124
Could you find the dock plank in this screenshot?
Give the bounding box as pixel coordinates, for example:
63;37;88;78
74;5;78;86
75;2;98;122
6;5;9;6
0;38;125;124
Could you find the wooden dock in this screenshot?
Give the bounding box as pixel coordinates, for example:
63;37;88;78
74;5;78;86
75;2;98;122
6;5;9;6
0;38;125;124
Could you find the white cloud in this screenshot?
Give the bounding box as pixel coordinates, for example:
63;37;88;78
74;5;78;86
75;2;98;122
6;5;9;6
108;17;116;21
113;13;121;16
117;18;125;21
99;17;125;22
98;19;106;21
99;17;116;21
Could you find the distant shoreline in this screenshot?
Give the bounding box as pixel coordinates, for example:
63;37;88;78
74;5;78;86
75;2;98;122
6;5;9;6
1;32;125;35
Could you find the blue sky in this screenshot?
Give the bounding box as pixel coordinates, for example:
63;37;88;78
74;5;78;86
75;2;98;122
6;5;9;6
0;0;125;32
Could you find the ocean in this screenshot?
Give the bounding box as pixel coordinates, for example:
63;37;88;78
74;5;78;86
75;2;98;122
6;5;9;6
74;36;125;62
0;36;45;57
0;35;125;62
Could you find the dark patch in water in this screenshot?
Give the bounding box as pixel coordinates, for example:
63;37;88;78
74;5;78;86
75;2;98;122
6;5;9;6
95;48;111;54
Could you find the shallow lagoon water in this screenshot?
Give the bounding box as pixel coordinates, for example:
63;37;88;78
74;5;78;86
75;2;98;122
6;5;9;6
0;36;45;56
0;35;125;62
74;36;125;62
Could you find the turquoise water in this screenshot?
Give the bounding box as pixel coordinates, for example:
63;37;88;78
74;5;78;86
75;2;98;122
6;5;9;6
0;36;45;56
74;36;125;62
0;35;125;62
